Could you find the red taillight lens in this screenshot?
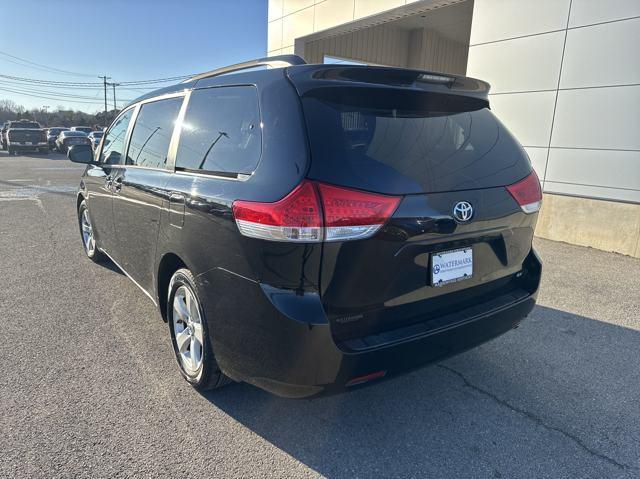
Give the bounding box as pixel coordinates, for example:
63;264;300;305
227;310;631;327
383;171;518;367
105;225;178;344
317;183;400;241
232;181;323;242
232;181;400;242
506;170;542;213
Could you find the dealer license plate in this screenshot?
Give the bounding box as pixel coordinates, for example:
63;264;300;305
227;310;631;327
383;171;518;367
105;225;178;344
431;247;473;287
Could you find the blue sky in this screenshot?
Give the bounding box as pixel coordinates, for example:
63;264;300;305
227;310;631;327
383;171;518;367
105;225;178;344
0;0;267;112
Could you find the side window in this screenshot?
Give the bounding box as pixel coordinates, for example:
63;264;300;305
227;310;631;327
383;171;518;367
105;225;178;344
101;109;134;165
176;86;261;174
126;97;183;169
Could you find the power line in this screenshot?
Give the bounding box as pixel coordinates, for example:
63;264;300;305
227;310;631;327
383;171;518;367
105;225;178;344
0;50;97;78
0;72;193;86
0;74;103;86
0;86;107;105
0;78;107;90
0;81;132;101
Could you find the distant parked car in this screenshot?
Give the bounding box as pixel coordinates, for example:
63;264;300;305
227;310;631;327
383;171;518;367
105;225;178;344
56;130;90;153
0;122;9;150
87;131;104;150
4;119;48;154
46;127;66;150
70;126;93;134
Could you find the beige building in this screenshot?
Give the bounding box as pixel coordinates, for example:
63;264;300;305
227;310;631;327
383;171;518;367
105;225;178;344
268;0;640;257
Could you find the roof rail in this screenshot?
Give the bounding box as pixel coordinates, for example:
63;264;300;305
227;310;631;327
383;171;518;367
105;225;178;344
182;54;307;83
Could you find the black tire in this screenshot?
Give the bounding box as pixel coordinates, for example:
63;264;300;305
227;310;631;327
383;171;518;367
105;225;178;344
168;268;231;391
77;200;106;263
7;147;13;155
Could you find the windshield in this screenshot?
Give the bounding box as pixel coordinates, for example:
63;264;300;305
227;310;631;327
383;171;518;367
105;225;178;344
11;122;39;129
302;87;530;194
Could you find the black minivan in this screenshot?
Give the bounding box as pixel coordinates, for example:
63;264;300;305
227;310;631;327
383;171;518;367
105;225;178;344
69;55;542;398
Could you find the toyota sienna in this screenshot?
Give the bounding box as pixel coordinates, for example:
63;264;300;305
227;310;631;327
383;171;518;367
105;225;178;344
68;55;542;398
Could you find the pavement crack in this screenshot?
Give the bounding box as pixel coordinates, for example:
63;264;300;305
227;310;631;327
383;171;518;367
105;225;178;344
437;363;632;471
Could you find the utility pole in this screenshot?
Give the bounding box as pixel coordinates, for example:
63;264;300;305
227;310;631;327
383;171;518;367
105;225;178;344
41;105;49;126
99;75;110;124
111;83;120;111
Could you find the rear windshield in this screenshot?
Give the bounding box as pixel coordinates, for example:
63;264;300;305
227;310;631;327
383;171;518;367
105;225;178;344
64;131;87;137
10;122;39;129
302;88;531;194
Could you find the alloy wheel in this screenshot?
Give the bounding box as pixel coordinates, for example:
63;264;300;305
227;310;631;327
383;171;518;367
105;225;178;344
172;285;204;375
81;209;96;256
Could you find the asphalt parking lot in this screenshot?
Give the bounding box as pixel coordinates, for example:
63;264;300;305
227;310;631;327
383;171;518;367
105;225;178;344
1;151;639;478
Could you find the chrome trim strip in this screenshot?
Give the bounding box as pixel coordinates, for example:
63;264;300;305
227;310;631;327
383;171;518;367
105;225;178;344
166;90;191;171
173;169;252;182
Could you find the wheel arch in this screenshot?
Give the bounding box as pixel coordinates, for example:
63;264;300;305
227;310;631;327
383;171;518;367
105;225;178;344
76;192;85;211
156;252;188;323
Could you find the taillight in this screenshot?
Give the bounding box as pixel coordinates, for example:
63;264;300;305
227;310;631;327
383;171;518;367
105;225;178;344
317;183;400;241
232;181;400;242
233;181;323;242
506;170;542;213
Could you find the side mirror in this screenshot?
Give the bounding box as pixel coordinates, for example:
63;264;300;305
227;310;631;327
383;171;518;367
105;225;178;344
68;144;95;164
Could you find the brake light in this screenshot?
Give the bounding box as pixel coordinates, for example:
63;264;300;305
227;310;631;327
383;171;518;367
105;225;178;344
233;181;323;242
317;183;400;241
232;181;400;242
506;171;542;213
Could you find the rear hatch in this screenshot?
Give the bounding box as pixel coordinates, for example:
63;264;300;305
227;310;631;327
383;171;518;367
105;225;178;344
287;65;540;343
9;128;45;143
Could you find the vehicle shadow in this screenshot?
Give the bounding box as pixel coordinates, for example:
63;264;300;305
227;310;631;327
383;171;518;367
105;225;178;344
201;305;639;477
98;257;126;276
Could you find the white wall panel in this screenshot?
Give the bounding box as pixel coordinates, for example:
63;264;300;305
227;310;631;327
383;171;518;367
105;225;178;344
283;0;314;16
490;91;556;147
467;32;564;93
524;147;549;180
269;0;284;21
544;181;640;203
560;18;640;89
268;20;283;52
551;85;640;150
545;148;640;193
282;6;315;47
569;0;640;27
315;0;355;32
470;0;571;45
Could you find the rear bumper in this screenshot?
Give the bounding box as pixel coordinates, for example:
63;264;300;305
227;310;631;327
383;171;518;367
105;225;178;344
197;250;541;398
9;142;48;150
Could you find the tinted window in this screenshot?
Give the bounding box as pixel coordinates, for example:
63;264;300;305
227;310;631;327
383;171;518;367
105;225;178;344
126;97;183;169
101;109;133;165
302;87;530;194
11;122;39;129
176;86;261;174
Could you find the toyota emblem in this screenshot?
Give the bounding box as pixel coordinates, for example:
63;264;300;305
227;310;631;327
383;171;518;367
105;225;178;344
453;201;473;222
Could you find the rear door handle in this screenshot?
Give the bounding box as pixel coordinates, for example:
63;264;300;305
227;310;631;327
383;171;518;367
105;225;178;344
169;192;186;228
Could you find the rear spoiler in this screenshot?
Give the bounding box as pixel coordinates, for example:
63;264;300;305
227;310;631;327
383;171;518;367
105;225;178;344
286;64;490;102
